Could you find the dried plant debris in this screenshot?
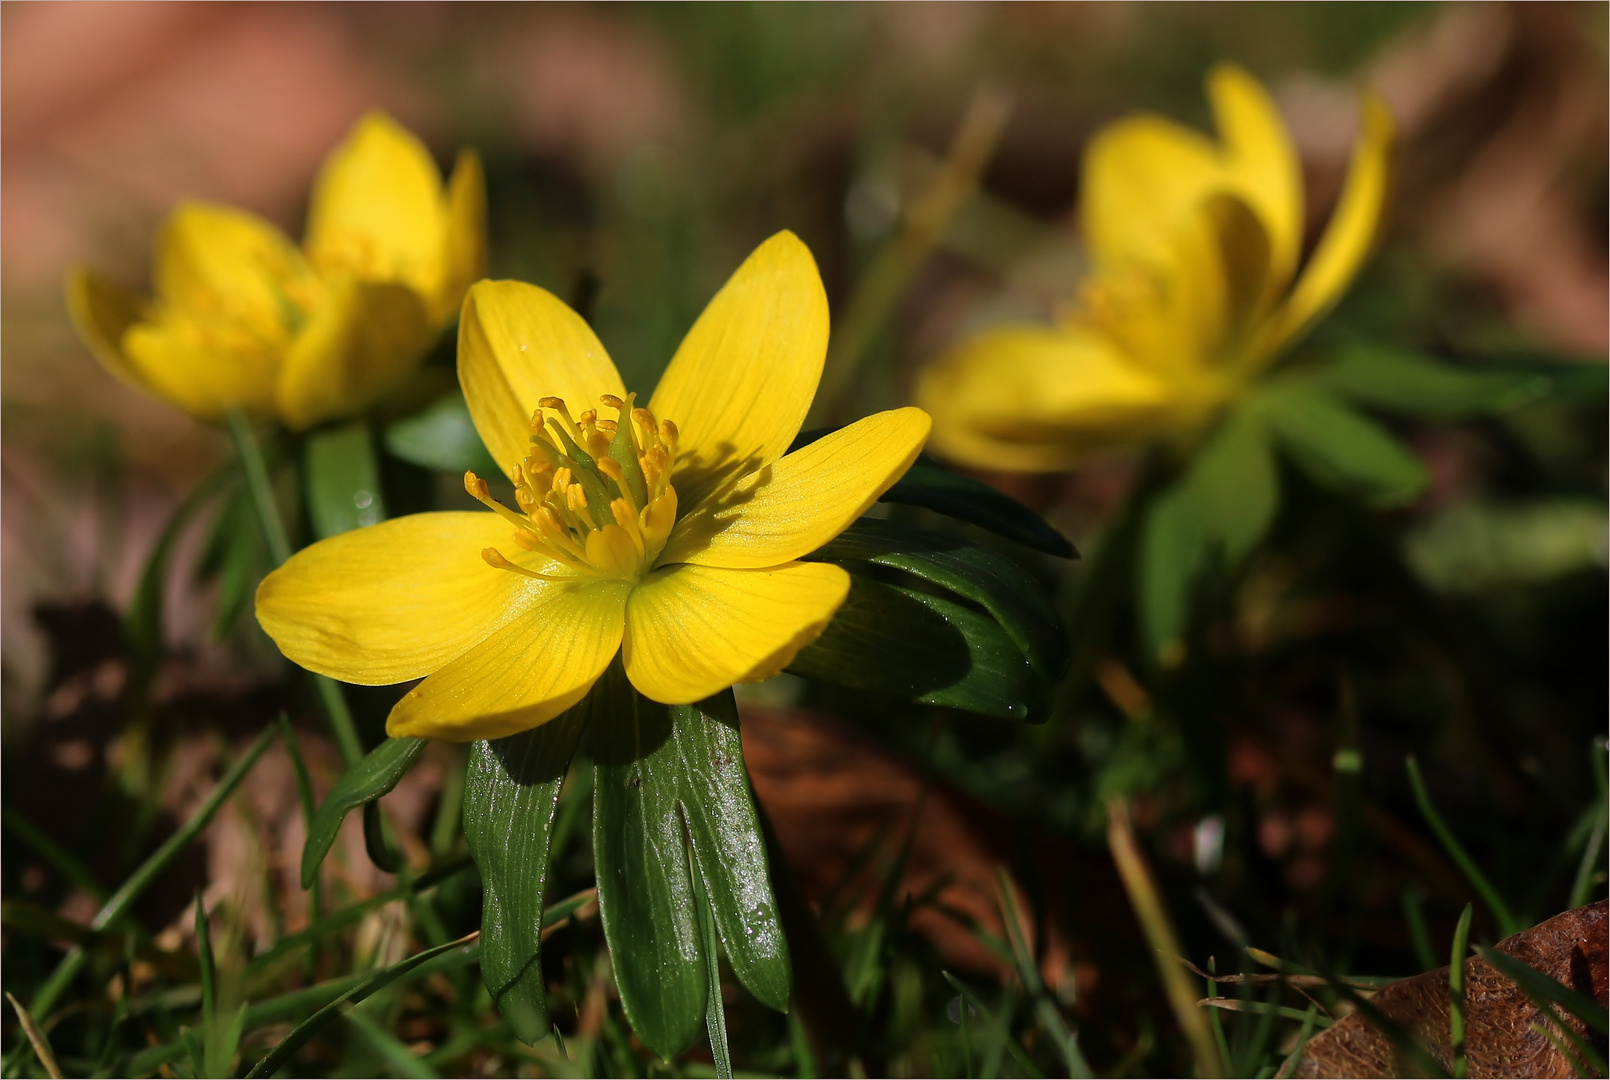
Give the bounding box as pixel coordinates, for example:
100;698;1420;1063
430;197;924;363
1300;899;1608;1078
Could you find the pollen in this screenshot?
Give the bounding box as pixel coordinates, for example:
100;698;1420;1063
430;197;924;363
469;391;679;583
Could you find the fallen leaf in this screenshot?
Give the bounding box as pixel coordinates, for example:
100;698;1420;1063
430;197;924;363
1299;899;1608;1078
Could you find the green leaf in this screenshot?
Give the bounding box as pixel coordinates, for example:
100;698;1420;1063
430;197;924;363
1299;344;1565;419
591;662;790;1058
1403;498;1608;595
301;737;427;890
1253;383;1428;509
788;574;1047;721
885;455;1076;558
1137;408;1279;665
462;706;588;1044
810;518;1068;678
304;419;386;540
383;392;500;476
790;428;1075;557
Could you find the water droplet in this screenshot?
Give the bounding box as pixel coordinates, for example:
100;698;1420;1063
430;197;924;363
353;490;374;509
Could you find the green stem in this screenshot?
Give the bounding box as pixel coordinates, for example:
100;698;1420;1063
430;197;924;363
226;408;362;765
28;725;277;1022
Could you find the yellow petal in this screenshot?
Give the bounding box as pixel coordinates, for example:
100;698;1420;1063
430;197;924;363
623;561;849;705
256;510;556;686
275;277;433;430
917;325;1205;471
386;577;630;742
305;112;448;302
458;280;625;475
1080;114;1226;274
154;202;309;338
120;308;280;421
661;407;930;568
1207;65;1303;291
436;149;488;324
65;267;150;393
648;231;830;511
1271;92;1393;352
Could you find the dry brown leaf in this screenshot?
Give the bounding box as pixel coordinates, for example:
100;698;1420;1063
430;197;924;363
1299;899;1608;1078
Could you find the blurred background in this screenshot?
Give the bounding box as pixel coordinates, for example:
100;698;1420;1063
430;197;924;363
2;3;1605;1075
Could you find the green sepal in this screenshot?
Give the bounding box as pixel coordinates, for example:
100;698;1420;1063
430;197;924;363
791;427;1075;557
788;574;1048;722
1137;407;1278;664
382;391;499;476
1252;382;1428;509
810;518;1069;678
304;420;386;539
1298;343;1607;419
300;737;427;890
462;705;588;1044
591;662;789;1059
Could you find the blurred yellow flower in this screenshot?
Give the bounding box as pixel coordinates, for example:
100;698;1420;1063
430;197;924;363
917;65;1392;471
255;232;931;741
67;112;486;431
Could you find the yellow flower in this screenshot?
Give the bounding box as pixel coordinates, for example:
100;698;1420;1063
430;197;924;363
66;112;486;431
254;232;932;741
917;65;1393;471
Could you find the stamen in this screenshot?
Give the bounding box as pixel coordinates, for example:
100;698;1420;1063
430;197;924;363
465;472;534;530
481;548;565;580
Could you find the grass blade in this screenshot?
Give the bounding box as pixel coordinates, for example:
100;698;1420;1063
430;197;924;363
28;723;277;1022
1107;798;1224;1078
1448;903;1472;1078
1405;756;1520;936
1;808;106;904
5;993;61;1079
243;933;479;1078
1471;945;1609;1036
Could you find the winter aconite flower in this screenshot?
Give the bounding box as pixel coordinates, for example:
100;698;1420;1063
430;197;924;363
255;232;931;740
917;66;1392;470
67;112;486;430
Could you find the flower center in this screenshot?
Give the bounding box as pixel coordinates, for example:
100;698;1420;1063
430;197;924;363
467;393;679;583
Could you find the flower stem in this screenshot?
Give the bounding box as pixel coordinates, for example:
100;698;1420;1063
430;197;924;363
226;408;363;765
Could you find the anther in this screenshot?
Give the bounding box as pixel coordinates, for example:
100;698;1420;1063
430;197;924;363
599;394;624;409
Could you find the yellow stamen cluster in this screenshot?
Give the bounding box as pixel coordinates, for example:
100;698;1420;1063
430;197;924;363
467;392;679;583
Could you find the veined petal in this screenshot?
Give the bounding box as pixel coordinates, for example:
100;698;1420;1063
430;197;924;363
918;325;1202;471
648;231;829;511
1270;92;1393;354
305;112;448;302
1081;114;1226;274
275;277;433;430
661;407;931;568
256;511;555;686
458;280;625;474
154;202;310;339
386;577;631;741
1208;65;1303;291
121;308;280;421
435;149;488;324
623;561;849;705
65;268;150;393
